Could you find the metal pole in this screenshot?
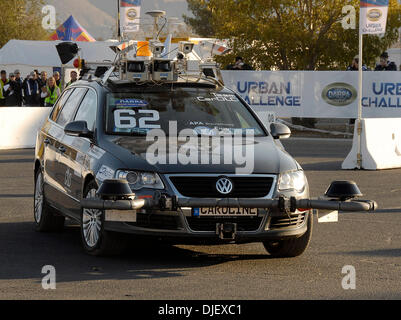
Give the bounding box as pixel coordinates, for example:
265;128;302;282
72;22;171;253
61;64;66;90
117;0;121;41
357;32;363;169
117;0;123;80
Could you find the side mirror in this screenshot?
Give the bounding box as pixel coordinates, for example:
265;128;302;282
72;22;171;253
270;122;291;139
64;121;93;139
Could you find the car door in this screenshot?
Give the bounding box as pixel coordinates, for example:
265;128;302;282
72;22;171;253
42;89;73;206
59;88;98;219
52;87;88;217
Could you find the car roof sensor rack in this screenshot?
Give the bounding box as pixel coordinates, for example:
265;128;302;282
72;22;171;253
58;10;230;88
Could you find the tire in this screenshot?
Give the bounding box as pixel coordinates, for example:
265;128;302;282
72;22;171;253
34;170;65;232
263;211;313;258
80;180;127;256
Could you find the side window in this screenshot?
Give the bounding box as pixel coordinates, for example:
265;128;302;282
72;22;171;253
56;88;87;127
74;90;97;131
50;89;73;122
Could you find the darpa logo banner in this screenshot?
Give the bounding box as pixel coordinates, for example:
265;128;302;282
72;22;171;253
120;0;141;33
360;0;389;34
321;83;358;107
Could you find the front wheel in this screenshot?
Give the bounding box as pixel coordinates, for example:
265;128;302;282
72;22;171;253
80;181;127;256
263;211;313;258
34;170;65;232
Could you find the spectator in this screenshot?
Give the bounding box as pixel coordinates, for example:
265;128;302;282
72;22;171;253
40;86;48;106
4;73;19;106
13;70;24;106
226;57;253;70
0;70;10;106
23;71;40;106
66;71;78;87
39;71;48;87
346;55;368;71
44;77;61;107
38;71;48;106
53;71;62;90
375;52;397;71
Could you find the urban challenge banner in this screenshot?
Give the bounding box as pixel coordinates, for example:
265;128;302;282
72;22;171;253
360;0;389;34
222;71;401;119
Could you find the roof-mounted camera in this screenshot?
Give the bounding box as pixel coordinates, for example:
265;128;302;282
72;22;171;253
126;60;150;82
179;41;194;55
149;40;165;58
152;59;176;81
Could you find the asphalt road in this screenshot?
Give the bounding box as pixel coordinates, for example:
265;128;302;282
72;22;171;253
1;138;401;300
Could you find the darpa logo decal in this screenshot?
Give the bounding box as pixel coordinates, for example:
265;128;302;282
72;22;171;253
321;83;357;107
127;8;138;20
367;9;382;22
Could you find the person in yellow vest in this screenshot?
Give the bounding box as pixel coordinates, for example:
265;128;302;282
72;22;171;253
0;70;10;107
44;77;61;107
53;72;62;90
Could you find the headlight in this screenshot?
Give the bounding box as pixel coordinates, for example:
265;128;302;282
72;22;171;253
115;170;164;190
278;170;306;193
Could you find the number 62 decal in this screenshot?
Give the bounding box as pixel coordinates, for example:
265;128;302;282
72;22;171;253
114;109;161;129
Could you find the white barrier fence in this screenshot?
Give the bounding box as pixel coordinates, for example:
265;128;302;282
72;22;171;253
0;107;51;150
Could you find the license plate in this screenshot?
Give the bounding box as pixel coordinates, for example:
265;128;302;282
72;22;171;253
193;207;258;217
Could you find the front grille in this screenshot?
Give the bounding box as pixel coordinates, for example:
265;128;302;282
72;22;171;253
169;176;274;198
128;213;181;230
269;212;307;230
186;217;263;232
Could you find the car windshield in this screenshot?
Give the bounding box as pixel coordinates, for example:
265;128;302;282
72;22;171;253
105;88;266;137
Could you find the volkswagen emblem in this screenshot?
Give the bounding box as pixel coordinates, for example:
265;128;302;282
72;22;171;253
216;177;233;195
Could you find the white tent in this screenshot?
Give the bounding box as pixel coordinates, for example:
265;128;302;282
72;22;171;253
0;40;117;78
0;38;225;80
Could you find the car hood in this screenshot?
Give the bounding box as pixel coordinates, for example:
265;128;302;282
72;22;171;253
104;136;299;174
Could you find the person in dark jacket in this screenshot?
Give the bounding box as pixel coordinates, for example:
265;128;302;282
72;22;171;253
0;70;9;106
4;73;19;106
346;55;369;71
38;71;48;88
66;71;78;87
23;72;40;106
13;70;24;106
38;71;48;106
375;52;397;71
226;57;253;70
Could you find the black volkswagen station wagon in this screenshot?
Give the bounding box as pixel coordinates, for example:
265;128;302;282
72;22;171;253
34;77;313;257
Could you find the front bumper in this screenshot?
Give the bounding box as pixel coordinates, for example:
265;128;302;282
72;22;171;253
102;207;310;244
80;182;376;244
